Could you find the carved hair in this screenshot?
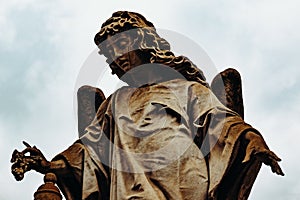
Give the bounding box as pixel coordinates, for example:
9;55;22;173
94;11;208;86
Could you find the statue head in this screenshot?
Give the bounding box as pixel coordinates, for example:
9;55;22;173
94;11;208;86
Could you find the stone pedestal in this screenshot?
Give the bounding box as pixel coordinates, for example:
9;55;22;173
34;173;62;200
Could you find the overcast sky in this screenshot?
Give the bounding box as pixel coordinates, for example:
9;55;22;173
1;0;299;199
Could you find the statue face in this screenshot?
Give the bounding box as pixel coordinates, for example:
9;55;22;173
102;32;143;79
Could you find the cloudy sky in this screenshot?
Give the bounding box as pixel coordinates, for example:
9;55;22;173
1;0;299;199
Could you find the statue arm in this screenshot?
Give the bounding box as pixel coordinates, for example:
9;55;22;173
243;131;284;176
11;142;71;181
48;159;69;175
211;69;284;175
12;86;108;181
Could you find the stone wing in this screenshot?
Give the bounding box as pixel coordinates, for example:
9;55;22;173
211;68;244;119
77;85;106;137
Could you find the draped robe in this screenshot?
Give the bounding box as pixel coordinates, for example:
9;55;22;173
53;79;263;200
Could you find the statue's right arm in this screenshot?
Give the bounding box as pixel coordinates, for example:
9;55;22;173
11;142;71;180
47;159;69;175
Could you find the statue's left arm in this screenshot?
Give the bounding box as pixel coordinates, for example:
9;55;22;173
188;82;284;199
243;131;284;175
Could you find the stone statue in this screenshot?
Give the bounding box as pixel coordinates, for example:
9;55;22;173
11;11;284;200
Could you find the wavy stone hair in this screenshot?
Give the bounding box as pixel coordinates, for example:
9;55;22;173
94;11;208;86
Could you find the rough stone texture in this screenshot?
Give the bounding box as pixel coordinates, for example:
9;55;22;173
211;68;244;119
77;85;106;137
34;173;62;200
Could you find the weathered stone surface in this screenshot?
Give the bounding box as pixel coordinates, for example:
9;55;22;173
34;173;62;200
11;11;284;200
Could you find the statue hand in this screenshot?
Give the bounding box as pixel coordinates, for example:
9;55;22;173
254;149;284;176
242;132;284;176
11;149;28;181
11;141;50;181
